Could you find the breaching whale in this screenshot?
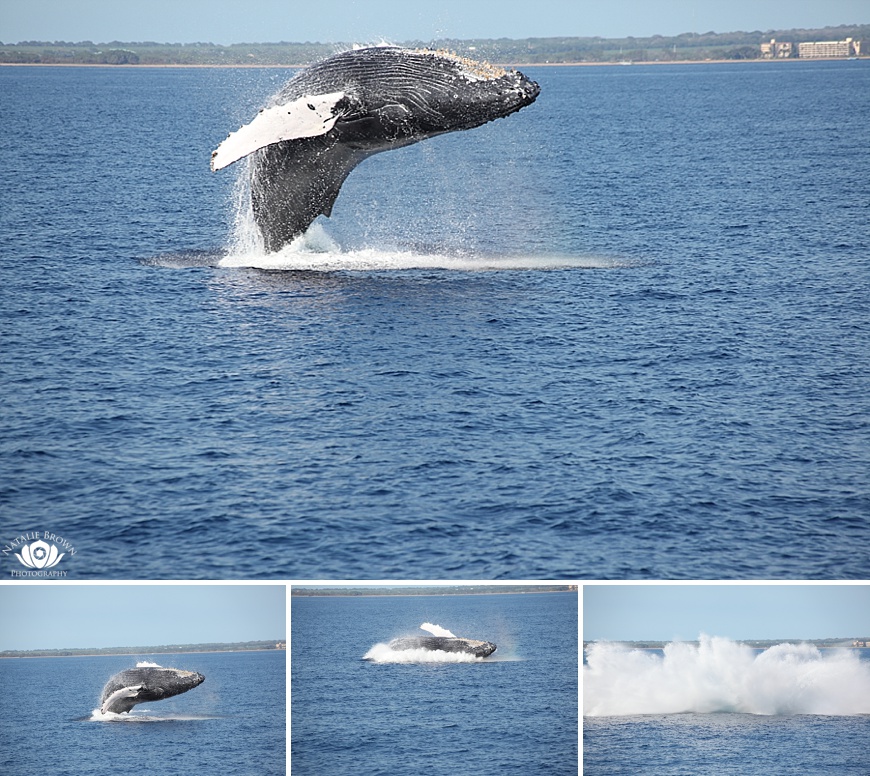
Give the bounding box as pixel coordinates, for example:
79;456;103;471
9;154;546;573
99;665;205;714
211;46;540;252
389;635;497;658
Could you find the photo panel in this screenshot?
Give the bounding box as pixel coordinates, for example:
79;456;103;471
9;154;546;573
0;582;287;775
582;582;870;775
290;582;579;774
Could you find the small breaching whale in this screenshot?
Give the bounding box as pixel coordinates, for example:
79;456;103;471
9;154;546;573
99;665;205;714
211;46;540;252
389;635;497;658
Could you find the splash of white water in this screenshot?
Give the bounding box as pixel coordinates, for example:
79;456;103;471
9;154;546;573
136;661;162;668
220;172;623;272
363;643;482;663
584;635;870;717
219;236;619;272
421;622;456;638
88;708;217;722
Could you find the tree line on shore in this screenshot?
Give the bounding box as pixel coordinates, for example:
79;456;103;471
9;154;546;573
583;638;869;649
1;25;867;66
292;584;576;596
0;639;284;658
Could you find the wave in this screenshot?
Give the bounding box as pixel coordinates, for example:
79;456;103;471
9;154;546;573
584;635;870;716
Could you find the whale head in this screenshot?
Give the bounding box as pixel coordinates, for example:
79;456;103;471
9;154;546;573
306;47;541;142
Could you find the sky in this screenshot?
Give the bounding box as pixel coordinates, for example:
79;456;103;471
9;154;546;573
584;585;870;642
1;0;867;45
0;584;286;651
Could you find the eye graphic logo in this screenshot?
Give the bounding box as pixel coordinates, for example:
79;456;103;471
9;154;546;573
15;540;64;570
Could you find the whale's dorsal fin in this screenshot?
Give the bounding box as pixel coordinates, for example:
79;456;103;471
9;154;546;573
211;91;347;171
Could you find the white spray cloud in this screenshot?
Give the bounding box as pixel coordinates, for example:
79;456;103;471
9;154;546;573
584;635;870;716
420;622;456;638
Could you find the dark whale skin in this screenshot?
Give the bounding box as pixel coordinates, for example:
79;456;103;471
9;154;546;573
388;636;497;658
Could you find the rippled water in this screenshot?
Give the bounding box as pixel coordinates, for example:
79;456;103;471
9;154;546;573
584;712;870;776
1;61;868;579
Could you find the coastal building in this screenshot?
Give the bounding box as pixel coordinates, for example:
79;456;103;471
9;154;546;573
797;38;862;58
760;39;793;58
760;37;862;59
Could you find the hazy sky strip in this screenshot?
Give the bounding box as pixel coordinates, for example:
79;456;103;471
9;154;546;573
2;0;868;45
584;584;870;642
0;584;286;650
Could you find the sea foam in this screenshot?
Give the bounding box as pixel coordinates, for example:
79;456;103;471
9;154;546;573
363;643;483;664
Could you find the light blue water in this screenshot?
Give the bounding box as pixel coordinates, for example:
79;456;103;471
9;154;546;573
1;61;868;579
291;590;578;775
0;650;285;776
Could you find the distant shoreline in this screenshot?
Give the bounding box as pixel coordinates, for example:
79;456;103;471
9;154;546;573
0;648;284;659
2;57;867;69
584;645;870;648
291;586;577;598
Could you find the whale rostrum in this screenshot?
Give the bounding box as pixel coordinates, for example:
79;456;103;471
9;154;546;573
389;636;497;658
212;46;540;252
99;666;205;714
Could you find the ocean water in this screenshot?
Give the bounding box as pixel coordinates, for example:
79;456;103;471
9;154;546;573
291;590;578;774
1;61;868;579
584;713;870;775
0;650;285;776
583;639;870;774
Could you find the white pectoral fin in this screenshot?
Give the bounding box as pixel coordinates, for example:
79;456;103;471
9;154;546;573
101;685;144;714
211;91;347;171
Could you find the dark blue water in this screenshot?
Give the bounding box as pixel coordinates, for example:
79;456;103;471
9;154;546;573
0;650;285;776
291;590;578;774
1;61;868;578
584;713;870;775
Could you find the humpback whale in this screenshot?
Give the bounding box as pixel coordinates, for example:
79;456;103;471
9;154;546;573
389;636;497;658
211;46;540;252
99;665;205;714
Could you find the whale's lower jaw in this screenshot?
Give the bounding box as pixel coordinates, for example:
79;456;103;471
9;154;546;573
389;636;497;658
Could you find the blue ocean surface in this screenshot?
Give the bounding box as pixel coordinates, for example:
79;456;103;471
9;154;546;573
291;590;578;774
584;713;870;775
1;61;868;579
0;650;285;776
